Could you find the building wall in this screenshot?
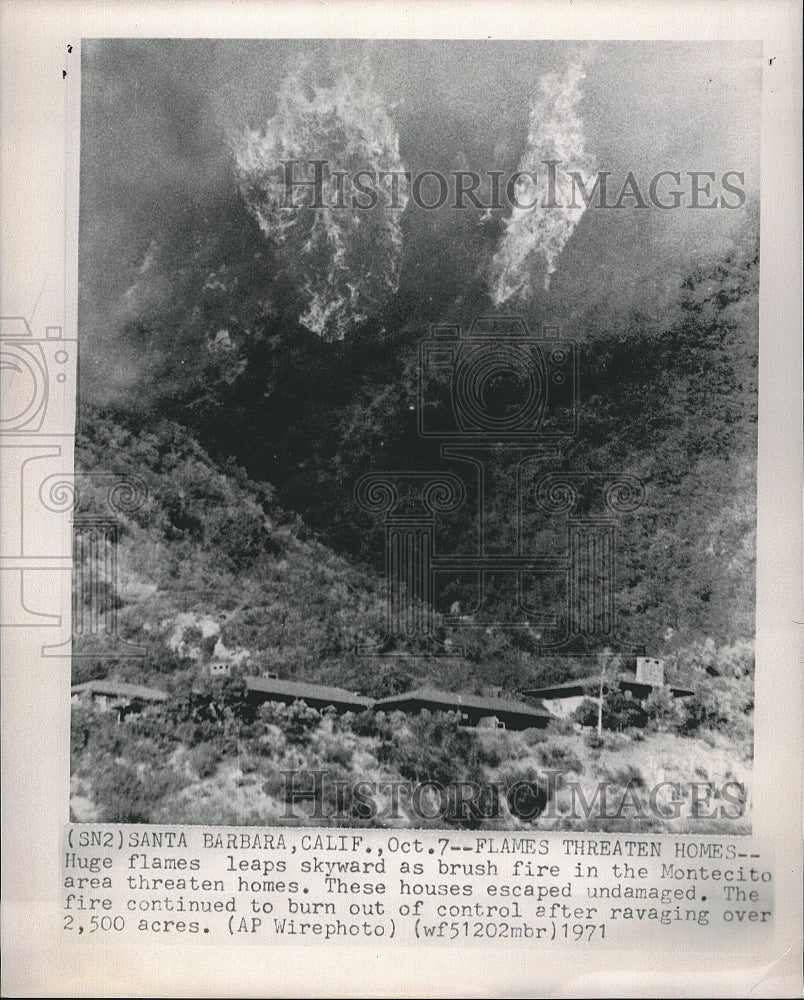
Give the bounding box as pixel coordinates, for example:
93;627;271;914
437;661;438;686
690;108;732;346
543;695;586;719
636;657;665;685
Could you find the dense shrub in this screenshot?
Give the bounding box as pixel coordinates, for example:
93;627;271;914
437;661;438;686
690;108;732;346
574;688;646;731
680;673;753;736
190;742;225;778
258;701;323;746
644;686;688;733
70;703;95;766
92;761;188;823
539;741;584;775
604;764;646;789
384;711;474;785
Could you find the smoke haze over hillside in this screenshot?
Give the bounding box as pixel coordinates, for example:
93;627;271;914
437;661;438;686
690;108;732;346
79;39;760;405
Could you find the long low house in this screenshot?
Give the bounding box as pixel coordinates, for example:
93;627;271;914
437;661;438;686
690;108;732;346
71;680;168;718
244;676;552;730
522;658;693;719
374;686;553;731
74;664;690;731
245;675;374;714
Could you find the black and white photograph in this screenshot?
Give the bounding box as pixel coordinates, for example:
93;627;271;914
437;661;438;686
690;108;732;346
2;3;802;996
67;37;762;831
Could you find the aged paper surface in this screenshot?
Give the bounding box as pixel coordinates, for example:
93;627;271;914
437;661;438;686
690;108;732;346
1;1;801;996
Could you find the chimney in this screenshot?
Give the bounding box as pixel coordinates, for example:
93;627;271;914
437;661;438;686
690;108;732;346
636;657;665;686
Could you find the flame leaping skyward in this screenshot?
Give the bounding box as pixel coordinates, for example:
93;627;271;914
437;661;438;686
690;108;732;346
488;57;597;303
232;55;408;341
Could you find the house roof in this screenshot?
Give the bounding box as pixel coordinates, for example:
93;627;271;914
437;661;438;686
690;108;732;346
71;680;168;702
522;675;694;699
374;686;552;719
244;676;373;708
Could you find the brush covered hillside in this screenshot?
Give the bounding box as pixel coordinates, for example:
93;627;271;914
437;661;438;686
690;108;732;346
73;40;759;830
70;230;757;831
68;398;754;830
